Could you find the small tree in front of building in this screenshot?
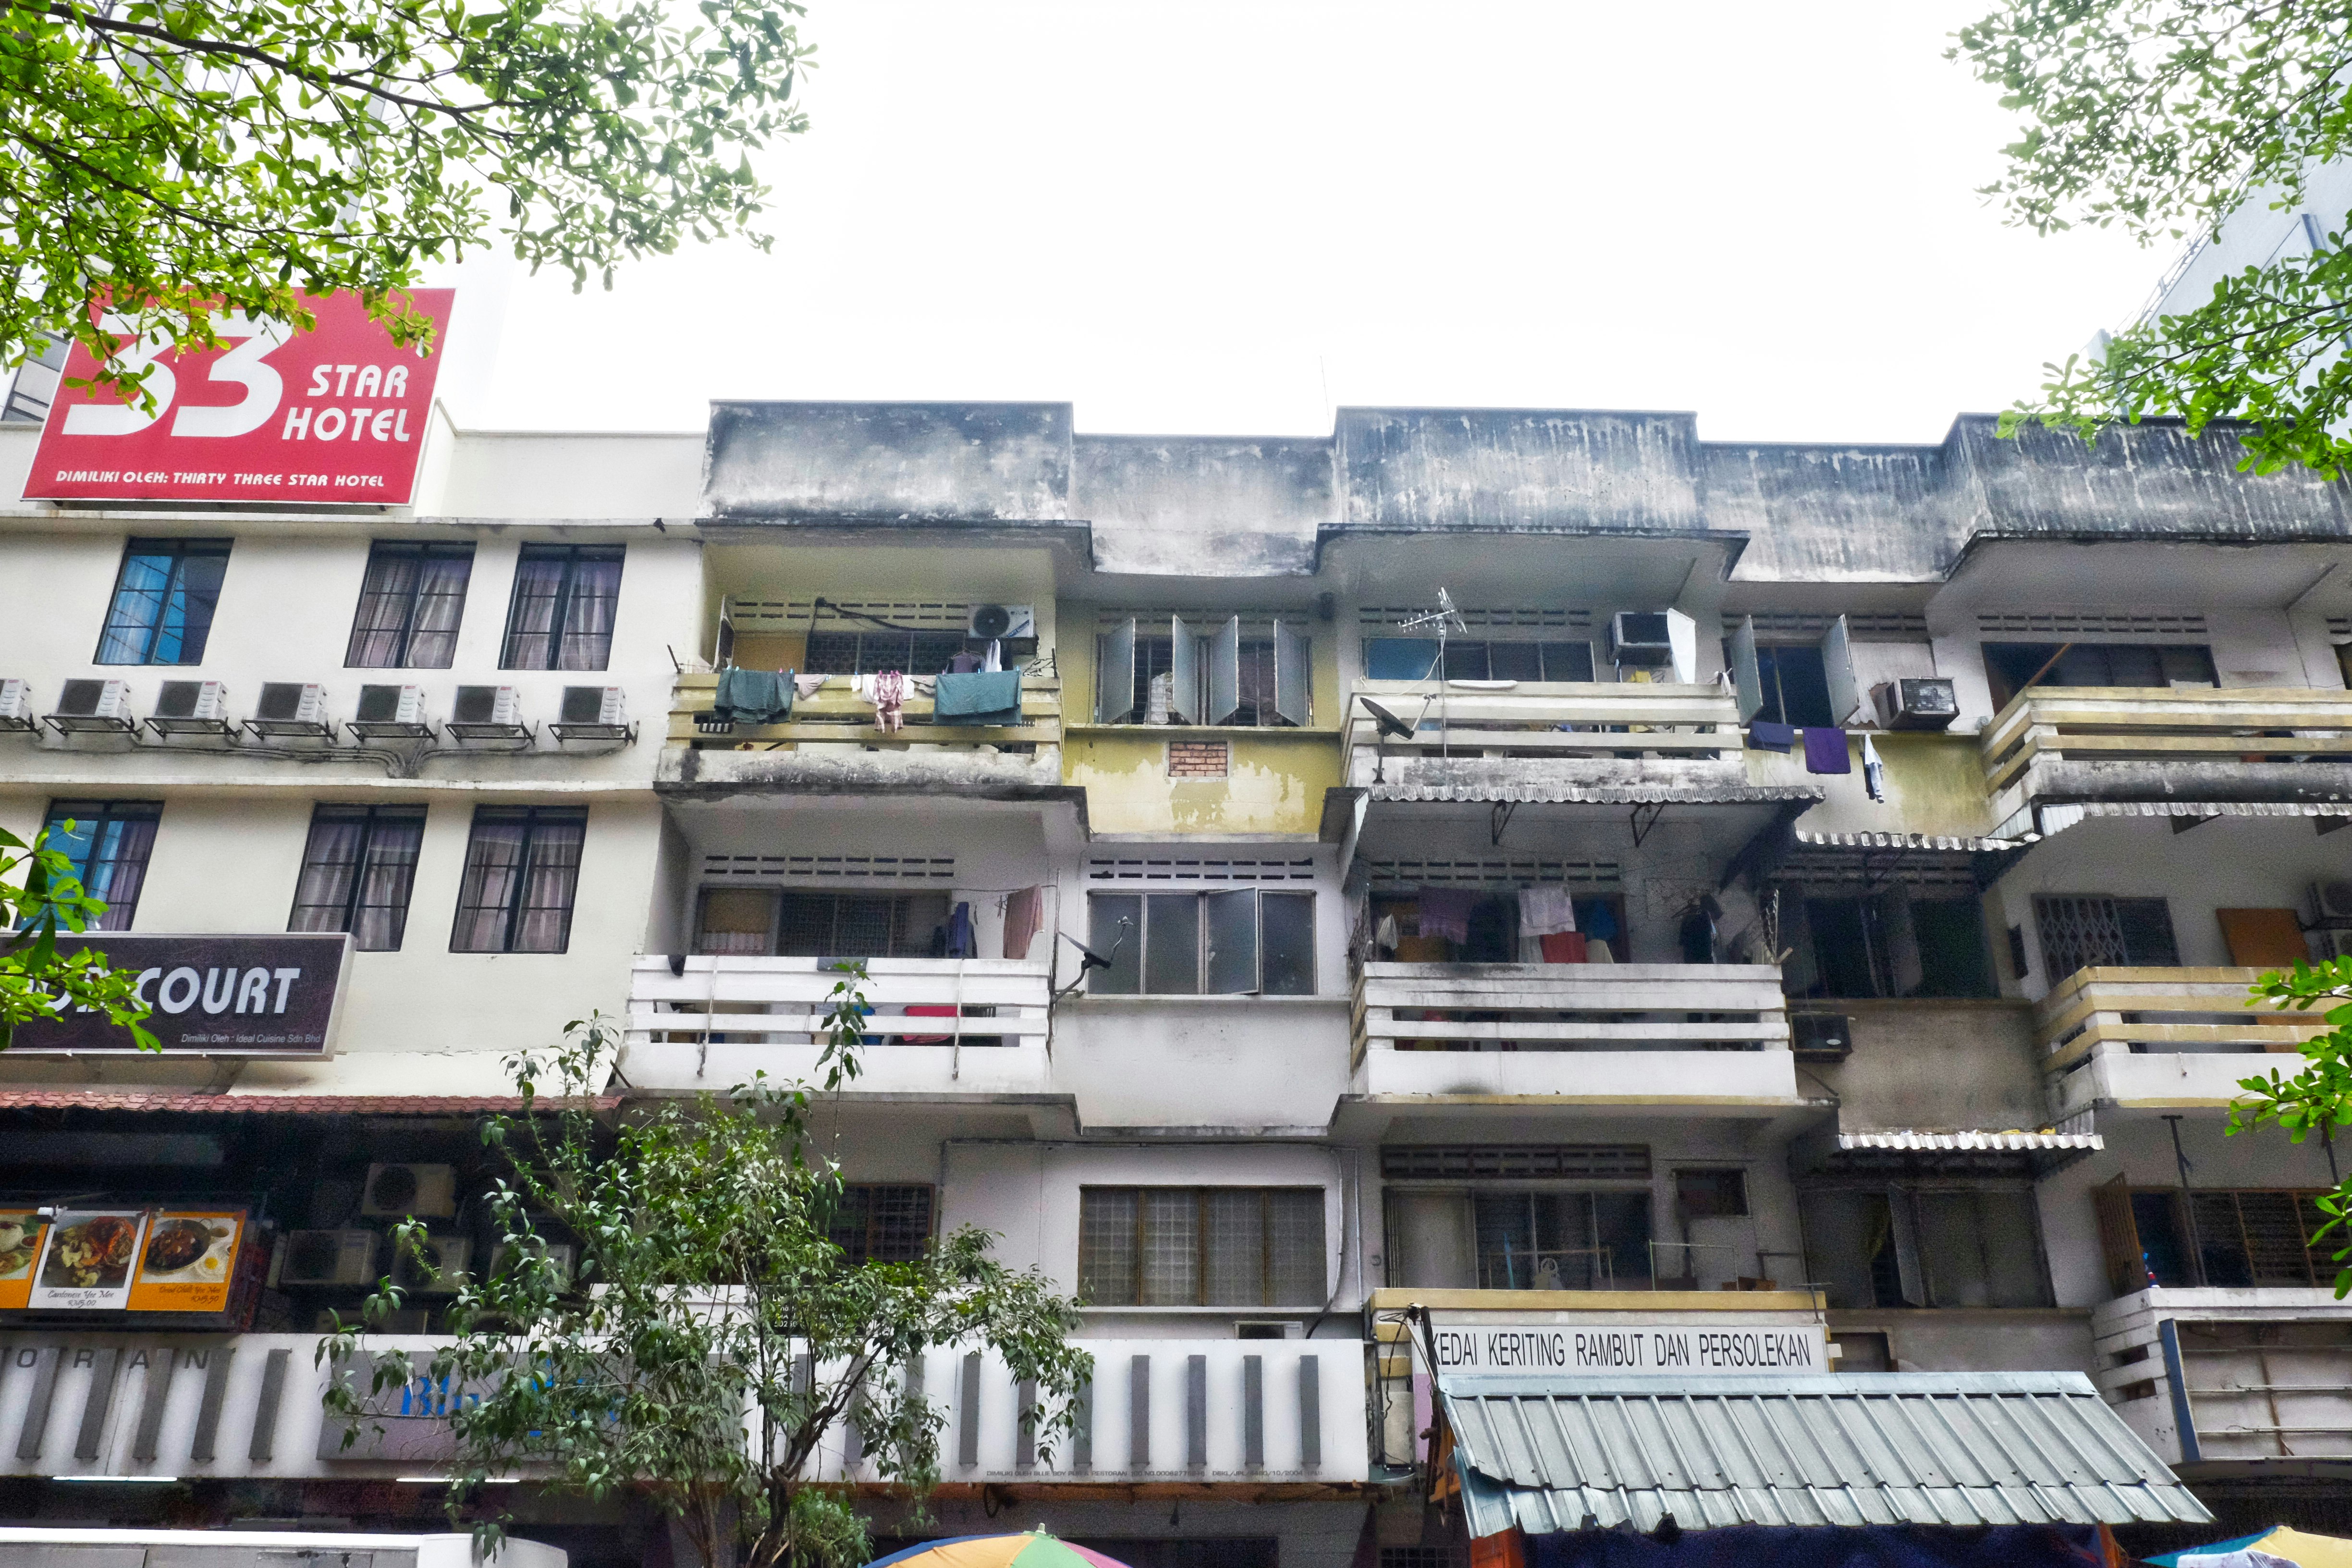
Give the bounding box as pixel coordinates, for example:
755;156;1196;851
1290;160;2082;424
0;823;154;1051
2230;958;2352;1294
321;973;1090;1568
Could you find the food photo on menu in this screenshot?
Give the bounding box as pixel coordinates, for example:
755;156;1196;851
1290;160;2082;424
126;1212;246;1312
31;1210;145;1307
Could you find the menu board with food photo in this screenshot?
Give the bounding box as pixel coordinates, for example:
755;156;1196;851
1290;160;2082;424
126;1211;245;1313
0;1212;49;1310
31;1210;147;1310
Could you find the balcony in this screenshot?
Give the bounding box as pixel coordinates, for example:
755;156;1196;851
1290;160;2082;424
0;1331;1364;1486
1983;686;2352;828
657;673;1066;798
622;954;1056;1095
1345;679;1751;796
1350;962;1802;1109
2091;1288;2352;1466
2038;966;2322;1117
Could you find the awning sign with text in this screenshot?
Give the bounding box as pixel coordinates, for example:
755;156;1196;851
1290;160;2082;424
1432;1322;1828;1375
25;290;454;504
11;932;353;1054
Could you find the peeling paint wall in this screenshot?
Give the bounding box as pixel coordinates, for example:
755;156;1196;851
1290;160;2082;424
703;402;1073;523
1075;435;1331;576
1755;734;1998;840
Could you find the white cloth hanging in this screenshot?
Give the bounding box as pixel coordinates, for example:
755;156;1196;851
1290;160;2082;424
1861;733;1887;802
983;638;1004;673
1518;884;1578;936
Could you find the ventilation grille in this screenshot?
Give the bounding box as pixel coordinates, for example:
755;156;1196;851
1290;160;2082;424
1729;611;1928;640
1086;856;1317;882
1772;854;1979;892
1367;858;1622;890
1358;605;1594;633
2329;616;2351;641
1094;607;1293;631
728;600;974;629
1977;612;2208;637
700;854;956;882
1382;1144;1652;1180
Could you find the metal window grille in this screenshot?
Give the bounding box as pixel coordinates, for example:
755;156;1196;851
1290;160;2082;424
829;1185;934;1266
772;891;950;958
1078;1188;1327;1308
2033;894;2178;980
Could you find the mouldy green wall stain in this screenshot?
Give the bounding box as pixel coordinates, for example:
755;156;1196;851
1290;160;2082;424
1067;733;1341;835
1744;734;1995;839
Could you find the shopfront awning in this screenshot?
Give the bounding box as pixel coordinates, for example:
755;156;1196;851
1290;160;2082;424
1442;1372;2209;1535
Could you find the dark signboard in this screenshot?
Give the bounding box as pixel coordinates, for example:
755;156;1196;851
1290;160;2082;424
12;932;353;1055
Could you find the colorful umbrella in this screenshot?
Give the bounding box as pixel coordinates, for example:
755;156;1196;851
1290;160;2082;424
2147;1526;2352;1568
869;1534;1134;1568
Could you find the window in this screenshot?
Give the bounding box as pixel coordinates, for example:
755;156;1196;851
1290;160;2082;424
1748;644;1835;728
451;807;587;953
1370;889;1627;963
827;1185;934;1266
1726;615;1861;727
1800;1187;2051;1309
2093;1182;2339;1294
1362;638;1595;683
1983;642;2218;710
1086;890;1315;995
1471;1190;1652;1290
1784;888;1994;999
38;801;160;931
1078;1188;1325;1307
2033;894;2179;981
95;539;230;665
501;545;624;671
346;542;475;668
770;891;952;958
288;805;426;951
1096;616;1311;727
804;629;975;677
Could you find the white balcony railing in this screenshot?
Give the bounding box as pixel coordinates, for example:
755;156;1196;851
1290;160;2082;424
1351;962;1801;1103
2039;966;2320;1116
1345;679;1742;767
0;1332;1365;1485
622;955;1054;1093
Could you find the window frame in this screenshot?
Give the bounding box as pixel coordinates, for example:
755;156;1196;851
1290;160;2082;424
827;1183;936;1266
1077;1185;1327;1308
287;804;428;951
449;805;588;954
37;799;162;931
1086;888;1315;995
94;538;232;666
1799;1180;2053;1310
2032;893;2179;981
1096;615;1311;728
500;544;625;672
345;540;477;669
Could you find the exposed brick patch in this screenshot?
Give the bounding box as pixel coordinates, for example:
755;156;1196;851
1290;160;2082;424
1168;739;1229;779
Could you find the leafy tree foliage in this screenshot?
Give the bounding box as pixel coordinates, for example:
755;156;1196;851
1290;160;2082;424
322;984;1090;1568
0;824;155;1051
2231;958;2352;1295
1;0;811;397
1955;0;2352;474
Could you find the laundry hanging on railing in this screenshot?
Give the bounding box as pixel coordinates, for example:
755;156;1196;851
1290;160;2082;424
1801;726;1850;774
1862;732;1887;801
712;666;793;725
1745;720;1796;754
1002;886;1043;960
854;671;910;732
933;669;1023;727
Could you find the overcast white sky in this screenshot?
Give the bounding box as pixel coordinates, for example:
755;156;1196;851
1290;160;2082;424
460;0;2160;443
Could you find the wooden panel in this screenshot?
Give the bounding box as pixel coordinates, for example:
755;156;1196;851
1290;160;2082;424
2218;908;2313;969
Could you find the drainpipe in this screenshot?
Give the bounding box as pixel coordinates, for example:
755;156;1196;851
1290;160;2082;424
2164;1115;2207;1287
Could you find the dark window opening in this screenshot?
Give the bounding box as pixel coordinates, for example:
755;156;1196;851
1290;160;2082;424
451;807;586;953
96;539;231;665
38;800;161;931
1675;1169;1749;1218
1364;638;1596;683
501;545;624;671
1471;1189;1652;1290
2034;894;2179;981
771;890;952;959
827;1184;934;1266
1369;890;1626;964
1087;890;1315;995
1780;889;1994;1000
2100;1186;2338;1291
289;805;426;951
347;542;475;668
1749;643;1835;728
1078;1187;1326;1307
1983;641;2218;711
1801;1187;2051;1309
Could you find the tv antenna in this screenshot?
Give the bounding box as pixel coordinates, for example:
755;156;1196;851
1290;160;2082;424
1354;588;1467;775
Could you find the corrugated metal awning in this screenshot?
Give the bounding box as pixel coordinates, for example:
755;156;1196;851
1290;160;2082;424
1443;1372;2209;1535
1794;830;2023;853
1370;782;1823;806
2038;800;2350;834
1836;1129;2102;1153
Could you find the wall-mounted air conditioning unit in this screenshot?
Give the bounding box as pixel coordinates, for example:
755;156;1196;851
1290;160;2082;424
1608;612;1676;668
0;678;35;732
1874;678;1960;732
490;1239;578;1287
47;678;135;734
1790;1013;1851;1062
966;603;1036;640
360;1161;458;1219
348;683;434;740
148;679;233;737
246;682;333;739
2314;880;2352;928
448;684;530;742
277;1228;380;1287
392;1234;472;1295
551;685;630;742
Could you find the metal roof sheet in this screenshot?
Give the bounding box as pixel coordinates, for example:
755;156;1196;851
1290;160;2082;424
1369;782;1823;806
1837;1130;2102;1153
1794;830;2021;853
1442;1372;2210;1535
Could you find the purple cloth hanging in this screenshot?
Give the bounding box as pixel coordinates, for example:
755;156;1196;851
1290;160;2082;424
1416;888;1477;943
1801;726;1851;774
1745;721;1796;753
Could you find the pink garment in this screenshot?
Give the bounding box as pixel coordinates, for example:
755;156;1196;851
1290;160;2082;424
793;674;828;699
1003;885;1043;960
871;670;907;733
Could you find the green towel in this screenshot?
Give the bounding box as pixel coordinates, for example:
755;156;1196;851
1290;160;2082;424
932;670;1023;726
713;667;793;724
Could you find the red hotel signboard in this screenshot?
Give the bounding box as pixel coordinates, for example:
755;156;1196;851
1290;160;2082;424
24;290;455;504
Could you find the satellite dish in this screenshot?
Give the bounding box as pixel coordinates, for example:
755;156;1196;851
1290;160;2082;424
969;604;1015;640
1059;924;1128;972
1358;697;1416;741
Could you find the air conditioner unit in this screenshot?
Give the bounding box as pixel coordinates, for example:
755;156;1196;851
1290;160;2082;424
551;685;631;742
447;684;530;742
348;683;434;740
1790;1013;1851;1062
1874;678;1959;732
0;678;35;731
966;603;1036;641
360;1161;458;1219
2314;880;2352;927
1608;612;1676;668
246;682;333;739
47;677;136;734
2324;928;2352;961
490;1239;578;1287
392;1234;471;1295
148;679;233;736
278;1228;380;1287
